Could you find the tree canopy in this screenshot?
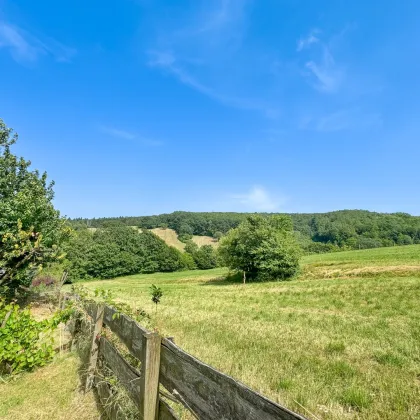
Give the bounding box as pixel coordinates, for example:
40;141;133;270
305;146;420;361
0;119;70;291
218;215;301;282
63;225;191;280
70;209;420;252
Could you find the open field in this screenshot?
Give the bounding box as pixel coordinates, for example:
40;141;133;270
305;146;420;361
302;244;420;279
0;354;98;420
84;246;420;420
151;227;217;250
151;228;186;251
192;234;218;247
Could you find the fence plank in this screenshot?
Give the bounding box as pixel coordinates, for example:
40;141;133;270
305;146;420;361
85;304;104;391
160;338;307;420
139;332;161;420
99;337;142;409
103;306;148;361
94;375;124;420
158;398;179;420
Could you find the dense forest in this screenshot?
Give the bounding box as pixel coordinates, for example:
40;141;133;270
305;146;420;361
70;210;420;251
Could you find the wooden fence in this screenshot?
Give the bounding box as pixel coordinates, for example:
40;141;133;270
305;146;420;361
78;301;308;420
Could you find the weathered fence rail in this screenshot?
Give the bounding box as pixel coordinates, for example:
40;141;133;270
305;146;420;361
80;301;307;420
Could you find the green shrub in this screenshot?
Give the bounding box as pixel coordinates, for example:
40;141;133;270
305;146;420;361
0;299;71;374
193;245;218;270
178;233;193;243
218;215;301;282
64;226;190;280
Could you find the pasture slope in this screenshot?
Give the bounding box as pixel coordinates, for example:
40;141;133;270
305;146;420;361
86;245;420;420
151;227;217;250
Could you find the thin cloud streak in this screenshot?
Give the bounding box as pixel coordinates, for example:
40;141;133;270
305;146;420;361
99;125;163;146
146;1;281;118
297;30;344;93
297;30;320;51
299;109;383;132
148;50;280;118
0;20;76;63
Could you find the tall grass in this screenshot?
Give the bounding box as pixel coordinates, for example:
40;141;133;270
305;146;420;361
84;246;420;420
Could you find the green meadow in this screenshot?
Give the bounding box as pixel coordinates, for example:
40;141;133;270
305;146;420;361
83;245;420;420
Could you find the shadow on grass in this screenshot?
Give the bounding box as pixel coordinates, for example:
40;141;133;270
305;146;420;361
199;272;243;286
197;272;280;286
200;271;296;286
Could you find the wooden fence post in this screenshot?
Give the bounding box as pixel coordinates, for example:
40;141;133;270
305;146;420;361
139;332;161;420
85;304;104;392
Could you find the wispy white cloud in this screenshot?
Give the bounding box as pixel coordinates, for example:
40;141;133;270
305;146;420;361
148;50;280;118
305;47;343;93
146;1;281;118
100;126;136;140
231;186;285;212
297;30;344;93
0;20;76;63
99;125;163;146
297;30;320;51
198;0;247;34
299;108;383;132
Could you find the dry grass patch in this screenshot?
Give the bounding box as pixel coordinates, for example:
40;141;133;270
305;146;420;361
151;228;185;251
192;235;218;247
0;354;98;420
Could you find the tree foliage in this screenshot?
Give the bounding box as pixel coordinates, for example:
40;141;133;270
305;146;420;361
71;210;420;252
0;119;70;291
218;215;301;281
183;241;218;270
64;225;190;280
0;298;72;374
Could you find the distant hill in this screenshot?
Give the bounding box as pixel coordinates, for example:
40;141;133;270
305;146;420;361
70;210;420;251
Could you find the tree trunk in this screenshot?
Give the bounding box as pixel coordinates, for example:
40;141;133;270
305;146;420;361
243;271;246;284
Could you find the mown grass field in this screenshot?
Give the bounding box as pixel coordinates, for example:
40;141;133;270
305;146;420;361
151;227;217;250
84;245;420;420
0;354;98;420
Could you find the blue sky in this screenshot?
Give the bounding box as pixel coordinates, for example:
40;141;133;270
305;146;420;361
1;0;420;217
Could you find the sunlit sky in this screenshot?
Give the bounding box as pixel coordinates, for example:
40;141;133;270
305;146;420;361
1;0;419;217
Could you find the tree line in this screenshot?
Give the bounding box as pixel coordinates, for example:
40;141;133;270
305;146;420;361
70;209;420;251
2;115;419;293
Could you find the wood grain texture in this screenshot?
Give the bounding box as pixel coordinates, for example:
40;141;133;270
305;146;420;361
139;332;161;420
158;398;179;420
99;337;142;409
103;306;148;361
160;338;307;420
85;304;104;391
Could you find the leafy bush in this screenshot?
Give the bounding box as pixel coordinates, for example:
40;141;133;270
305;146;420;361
178;233;193;243
193;245;218;270
0;299;71;374
183;241;217;270
64;226;190;280
179;252;196;270
218;215;301;282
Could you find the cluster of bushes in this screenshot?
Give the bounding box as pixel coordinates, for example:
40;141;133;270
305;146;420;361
184;241;218;270
63;225;195;281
